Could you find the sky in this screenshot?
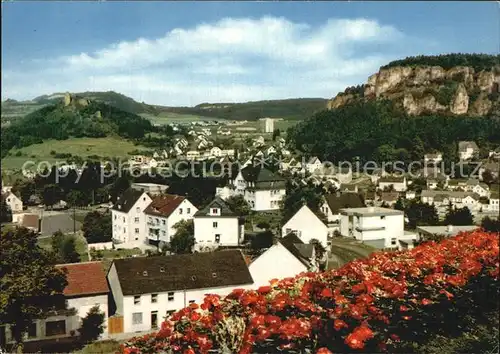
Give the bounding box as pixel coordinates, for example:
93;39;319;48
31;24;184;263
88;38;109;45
1;2;499;106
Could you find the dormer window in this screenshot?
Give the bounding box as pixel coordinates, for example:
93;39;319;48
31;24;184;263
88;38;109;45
210;208;220;216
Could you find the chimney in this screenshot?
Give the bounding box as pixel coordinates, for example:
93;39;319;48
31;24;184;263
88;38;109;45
446;225;453;233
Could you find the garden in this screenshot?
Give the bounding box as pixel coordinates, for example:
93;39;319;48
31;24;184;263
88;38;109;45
121;230;499;353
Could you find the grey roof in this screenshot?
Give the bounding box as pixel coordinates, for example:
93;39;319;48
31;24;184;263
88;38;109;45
240;166;286;190
279;233;312;267
40;214;82;236
112;250;253;296
111;188;145;213
324;193;365;214
417;225;478;237
379;176;406;183
421;190;481;200
339;207;403;217
363;239;386;249
194;197;236;218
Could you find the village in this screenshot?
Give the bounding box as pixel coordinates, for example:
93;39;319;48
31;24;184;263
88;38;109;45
1;114;499;349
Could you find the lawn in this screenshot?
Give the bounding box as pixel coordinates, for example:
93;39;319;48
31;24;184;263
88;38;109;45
2;137;150;170
141;112;226;124
327;237;376;269
77;340;121;354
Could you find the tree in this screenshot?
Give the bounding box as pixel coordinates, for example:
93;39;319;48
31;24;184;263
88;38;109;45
82;211;112;244
0;227;68;350
225;195;251;217
11;179;35;205
272;129;281;141
50;231;81;264
0;199;12;223
79;305;105;343
404;200;439;229
251;230;274;250
443;206;474;226
394;197;405;211
170;220;195;254
41;184;63;208
482;170;495;185
280;181;324;222
66;190;86;208
481;216;500;233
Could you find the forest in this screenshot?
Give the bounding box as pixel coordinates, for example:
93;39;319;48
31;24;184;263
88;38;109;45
381;53;500;71
287;100;500;164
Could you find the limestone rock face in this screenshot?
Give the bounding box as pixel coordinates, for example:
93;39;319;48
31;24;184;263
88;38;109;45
328;64;499;116
450;83;469;115
469;93;493;116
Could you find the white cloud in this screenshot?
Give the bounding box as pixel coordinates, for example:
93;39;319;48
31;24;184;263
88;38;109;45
2;16;425;106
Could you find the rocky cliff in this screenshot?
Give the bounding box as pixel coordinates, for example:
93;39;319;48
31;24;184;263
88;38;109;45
328;58;500;117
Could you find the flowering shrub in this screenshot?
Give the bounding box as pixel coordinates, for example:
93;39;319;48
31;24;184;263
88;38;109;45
122;231;499;353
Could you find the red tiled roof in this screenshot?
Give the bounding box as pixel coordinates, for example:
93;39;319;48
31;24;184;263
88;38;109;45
56;262;109;297
22;214;39;230
144;194;185;217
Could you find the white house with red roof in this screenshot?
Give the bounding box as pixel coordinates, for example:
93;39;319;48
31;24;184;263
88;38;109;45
144;194;198;247
112;188;198;249
2;261;109;344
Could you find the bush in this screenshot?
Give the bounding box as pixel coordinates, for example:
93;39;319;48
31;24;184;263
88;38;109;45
122;231;499;354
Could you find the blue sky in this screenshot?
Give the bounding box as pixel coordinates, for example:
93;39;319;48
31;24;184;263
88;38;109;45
2;2;498;106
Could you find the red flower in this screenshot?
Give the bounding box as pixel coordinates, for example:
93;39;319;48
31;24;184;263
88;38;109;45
439;289;454;299
321;287;333;298
257;285;272;294
345;325;374;349
333;319;347;331
390;334;400;341
183;348;195;354
317;347;333;354
399;305;409;312
421;298;432;306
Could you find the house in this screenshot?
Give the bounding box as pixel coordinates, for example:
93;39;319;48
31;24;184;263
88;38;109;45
266;146;277;155
186;150;201;161
131;183;169;195
339;207;416;250
210;146;222;157
465;179;490;198
219;166;286;211
416;225;478;240
405;191;416;200
20;214;40;232
281;205;328;247
221;149;235;157
193;197;242;251
458;141;479;160
380;191;399;207
320;192;365;224
424;152;443;165
144;194;198;247
106;250;254;334
253;136;265;147
378;176;407;192
420;190;481;211
488;191;499;212
2;191;23;213
304;157;322;174
488;147;500;160
479;162;500;179
2;262;109;344
111;189;153;248
249;233;317;288
339;183;358;194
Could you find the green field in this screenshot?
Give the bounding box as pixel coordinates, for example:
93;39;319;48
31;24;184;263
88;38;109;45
2;137;151;170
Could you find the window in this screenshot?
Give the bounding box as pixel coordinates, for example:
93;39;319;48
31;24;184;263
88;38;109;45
167;310;175;317
391;238;397;245
189;300;196;304
285;228;291;234
143;197;146;201
114;215;117;220
179;208;183;214
135;228;139;234
162;219;166;225
136;207;140;213
162;230;166;236
149;217;152;223
215;234;221;243
28;323;37;338
132;312;143;325
155;218;159;224
167;292;174;301
123;228;126;234
134;217;139;223
45;320;66;337
187;208;191;214
134;295;141;305
381;216;386;220
122;217;125;222
213;222;218;228
151;294;158;303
